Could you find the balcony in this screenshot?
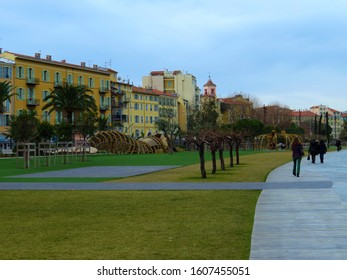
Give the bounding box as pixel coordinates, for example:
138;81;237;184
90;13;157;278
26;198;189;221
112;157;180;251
26;78;40;85
111;87;126;95
26;98;40;106
112;114;128;122
111;101;124;108
99;104;110;111
99;87;110;94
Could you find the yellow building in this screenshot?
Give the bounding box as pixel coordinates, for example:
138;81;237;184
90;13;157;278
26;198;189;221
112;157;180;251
0;50;116;130
125;86;162;138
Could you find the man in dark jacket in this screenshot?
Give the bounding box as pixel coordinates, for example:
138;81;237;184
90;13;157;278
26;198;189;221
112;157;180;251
318;140;327;163
308;140;319;163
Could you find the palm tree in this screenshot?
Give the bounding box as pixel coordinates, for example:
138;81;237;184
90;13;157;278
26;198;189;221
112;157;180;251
42;83;97;124
0;80;14;113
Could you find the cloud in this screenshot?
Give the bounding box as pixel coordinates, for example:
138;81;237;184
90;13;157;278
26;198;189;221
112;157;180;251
2;0;347;111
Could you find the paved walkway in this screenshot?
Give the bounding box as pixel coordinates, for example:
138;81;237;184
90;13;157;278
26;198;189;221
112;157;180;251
250;149;347;260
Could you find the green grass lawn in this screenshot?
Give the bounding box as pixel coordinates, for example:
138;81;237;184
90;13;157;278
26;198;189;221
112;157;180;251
0;150;291;260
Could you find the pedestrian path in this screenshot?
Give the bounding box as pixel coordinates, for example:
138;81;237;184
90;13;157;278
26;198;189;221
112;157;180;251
250;149;347;260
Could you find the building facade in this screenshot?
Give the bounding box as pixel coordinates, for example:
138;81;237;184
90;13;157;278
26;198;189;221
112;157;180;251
142;70;201;131
310;105;343;139
0;50;116;132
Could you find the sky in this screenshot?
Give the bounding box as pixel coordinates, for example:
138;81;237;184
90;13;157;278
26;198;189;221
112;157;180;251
1;0;347;111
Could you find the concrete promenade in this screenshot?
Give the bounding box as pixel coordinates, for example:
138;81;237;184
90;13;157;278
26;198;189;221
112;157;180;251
250;149;347;260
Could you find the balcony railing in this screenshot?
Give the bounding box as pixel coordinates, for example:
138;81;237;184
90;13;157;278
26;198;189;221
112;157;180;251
26;78;40;85
112;114;128;122
99;87;110;94
111;101;124;108
99;105;110;111
26;98;40;106
111;88;126;95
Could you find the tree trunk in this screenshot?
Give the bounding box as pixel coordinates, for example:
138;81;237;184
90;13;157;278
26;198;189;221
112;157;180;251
236;145;240;165
211;149;217;174
229;144;234;167
198;143;207;179
219;147;225;170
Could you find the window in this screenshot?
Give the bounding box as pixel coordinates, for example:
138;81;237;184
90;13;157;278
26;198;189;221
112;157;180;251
0;66;12;79
56;111;62;124
27;68;34;79
0;114;10;126
78;76;84;85
55;72;62;86
42;70;50;82
28;88;35;100
88;77;94;88
43;111;50;122
135;116;139;123
17;88;25;100
16;66;24;79
42;90;49;101
67;74;73;85
134;94;138;100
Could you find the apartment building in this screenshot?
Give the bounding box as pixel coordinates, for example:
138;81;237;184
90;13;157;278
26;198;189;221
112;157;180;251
310;105;343;139
142;70;201;131
0;50;116;131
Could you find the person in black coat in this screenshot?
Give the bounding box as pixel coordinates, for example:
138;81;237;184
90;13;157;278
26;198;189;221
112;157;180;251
308;139;319;163
318;139;327;163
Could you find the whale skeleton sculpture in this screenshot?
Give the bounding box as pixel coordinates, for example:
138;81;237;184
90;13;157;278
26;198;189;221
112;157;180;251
257;130;301;150
88;131;168;154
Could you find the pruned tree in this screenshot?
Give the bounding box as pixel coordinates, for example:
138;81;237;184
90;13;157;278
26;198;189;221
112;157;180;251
186;130;208;178
222;124;236;167
186;99;220;178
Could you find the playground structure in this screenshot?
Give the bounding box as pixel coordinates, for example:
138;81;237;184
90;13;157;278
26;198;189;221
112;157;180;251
88;131;168;154
257;130;301;150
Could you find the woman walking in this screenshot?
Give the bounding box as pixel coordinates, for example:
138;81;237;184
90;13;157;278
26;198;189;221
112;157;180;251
292;137;304;177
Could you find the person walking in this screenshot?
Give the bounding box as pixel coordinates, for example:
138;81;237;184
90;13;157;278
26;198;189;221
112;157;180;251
308;139;319;163
292;137;304;177
318;139;327;163
336;139;342;151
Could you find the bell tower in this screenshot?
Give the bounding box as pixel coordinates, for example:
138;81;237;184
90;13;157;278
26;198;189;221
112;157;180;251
203;75;217;98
